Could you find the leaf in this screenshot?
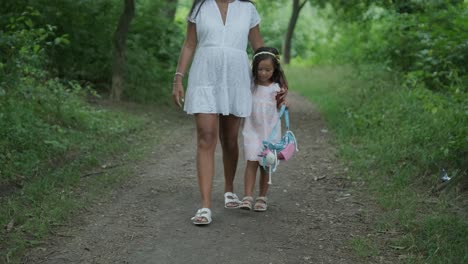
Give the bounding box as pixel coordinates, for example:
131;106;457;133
25;19;33;28
33;45;40;54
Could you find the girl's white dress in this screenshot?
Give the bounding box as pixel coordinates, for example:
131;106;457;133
184;0;261;117
242;83;281;161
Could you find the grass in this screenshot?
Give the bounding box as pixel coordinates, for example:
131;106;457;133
286;65;468;263
0;100;173;263
351;237;379;258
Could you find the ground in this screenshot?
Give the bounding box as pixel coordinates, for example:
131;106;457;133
23;93;398;264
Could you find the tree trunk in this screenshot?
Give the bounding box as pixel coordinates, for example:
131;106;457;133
111;0;135;101
283;0;307;64
162;0;178;21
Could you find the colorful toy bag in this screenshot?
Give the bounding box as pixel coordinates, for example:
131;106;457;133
259;104;298;184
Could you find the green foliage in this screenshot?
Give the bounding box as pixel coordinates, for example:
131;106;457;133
0;0;118;83
309;2;468;182
288;65;468;263
377;3;467;93
410;214;468;263
326;65;467;174
302;0;467;93
0;9;146;185
255;0;288;50
255;0;319;59
1;1;181;102
124;0;183;102
287;0;468;258
0;9;153;262
0;0;184;184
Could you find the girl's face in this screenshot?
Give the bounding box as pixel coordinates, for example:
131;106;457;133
256;58;274;85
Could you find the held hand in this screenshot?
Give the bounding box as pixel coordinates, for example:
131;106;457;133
276;87;288;107
278;100;289;110
172;82;185;108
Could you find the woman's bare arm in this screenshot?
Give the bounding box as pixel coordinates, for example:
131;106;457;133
248;25;264;52
172;22;198;107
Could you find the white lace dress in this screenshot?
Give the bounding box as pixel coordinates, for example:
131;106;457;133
184;0;261;117
242;83;281;161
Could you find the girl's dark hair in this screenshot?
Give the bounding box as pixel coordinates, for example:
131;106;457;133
189;0;254;21
252;47;288;89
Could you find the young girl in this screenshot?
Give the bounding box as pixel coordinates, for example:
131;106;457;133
240;47;288;211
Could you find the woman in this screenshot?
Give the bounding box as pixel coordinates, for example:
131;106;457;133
172;0;264;225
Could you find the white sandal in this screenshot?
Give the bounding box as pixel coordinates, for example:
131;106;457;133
239;196;254;210
254;197;268;212
191;208;212;225
224;192;240;209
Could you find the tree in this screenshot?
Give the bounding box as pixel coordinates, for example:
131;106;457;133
111;0;135;101
162;0;178;21
282;0;308;64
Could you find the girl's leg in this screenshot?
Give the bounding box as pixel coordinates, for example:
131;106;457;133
253;167;269;211
239;161;258;210
218;114;241;194
243;161;259;197
195;114;219;209
258;167;270;197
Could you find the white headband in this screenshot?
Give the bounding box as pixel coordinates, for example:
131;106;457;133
253;51;280;61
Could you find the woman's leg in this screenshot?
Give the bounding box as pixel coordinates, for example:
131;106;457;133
195;114;219;209
218;115;241;194
243;161;259;197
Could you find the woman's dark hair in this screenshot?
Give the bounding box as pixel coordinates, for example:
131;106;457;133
252;47;288;89
189;0;254;21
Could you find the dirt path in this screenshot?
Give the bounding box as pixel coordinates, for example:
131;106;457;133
23;93;395;264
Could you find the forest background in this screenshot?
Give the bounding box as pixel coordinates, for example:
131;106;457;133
0;0;467;263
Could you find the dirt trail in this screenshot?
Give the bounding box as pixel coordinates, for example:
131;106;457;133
24;93;396;264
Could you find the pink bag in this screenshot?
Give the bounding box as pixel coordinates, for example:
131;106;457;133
278;142;296;160
259;105;298;184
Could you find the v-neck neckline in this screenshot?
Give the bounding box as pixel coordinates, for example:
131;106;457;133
214;0;234;26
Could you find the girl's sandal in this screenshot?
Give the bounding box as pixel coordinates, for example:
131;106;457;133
191;208;212;225
224;192;240;209
254;197;268;212
239;196;254;210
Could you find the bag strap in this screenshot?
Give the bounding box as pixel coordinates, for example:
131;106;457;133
268;104;289;141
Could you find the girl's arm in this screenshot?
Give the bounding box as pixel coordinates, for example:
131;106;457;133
172;22;198;108
248;25;264;52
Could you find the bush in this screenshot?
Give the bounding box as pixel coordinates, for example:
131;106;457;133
386;3;468;92
124;0;183;102
0;10;119;184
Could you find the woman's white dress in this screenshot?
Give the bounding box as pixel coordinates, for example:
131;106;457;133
184;0;261;117
242;83;281;161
